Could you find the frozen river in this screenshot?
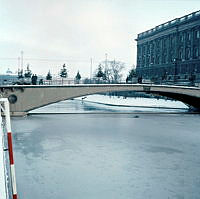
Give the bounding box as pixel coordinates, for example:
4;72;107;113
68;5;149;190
11;95;200;199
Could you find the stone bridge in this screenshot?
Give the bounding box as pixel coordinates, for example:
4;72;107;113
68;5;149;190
0;84;200;116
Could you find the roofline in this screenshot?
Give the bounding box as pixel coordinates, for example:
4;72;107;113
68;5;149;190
136;10;200;40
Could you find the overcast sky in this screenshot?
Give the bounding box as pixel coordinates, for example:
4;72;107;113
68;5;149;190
0;0;200;77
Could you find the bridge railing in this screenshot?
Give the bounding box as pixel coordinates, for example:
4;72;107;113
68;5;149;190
1;76;200;87
42;78;129;85
0;103;8;199
0;99;18;199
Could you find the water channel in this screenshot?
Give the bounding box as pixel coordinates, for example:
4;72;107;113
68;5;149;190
11;95;200;199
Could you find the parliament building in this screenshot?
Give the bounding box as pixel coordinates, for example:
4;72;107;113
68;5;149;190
136;10;200;84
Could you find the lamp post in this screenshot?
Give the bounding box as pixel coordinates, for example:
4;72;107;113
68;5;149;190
90;58;93;83
173;58;178;84
189;66;197;86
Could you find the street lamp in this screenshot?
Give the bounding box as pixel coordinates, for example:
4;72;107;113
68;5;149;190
189;66;197;86
173;58;178;84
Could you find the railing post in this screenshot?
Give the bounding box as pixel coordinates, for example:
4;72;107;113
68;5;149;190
0;103;8;199
4;99;18;199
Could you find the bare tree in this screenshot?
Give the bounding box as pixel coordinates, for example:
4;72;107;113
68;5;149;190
109;60;125;83
96;60;125;83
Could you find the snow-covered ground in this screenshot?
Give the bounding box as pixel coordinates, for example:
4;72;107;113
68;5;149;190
31;94;188;113
76;94;187;109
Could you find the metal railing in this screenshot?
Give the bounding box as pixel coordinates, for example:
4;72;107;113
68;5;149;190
0;99;18;199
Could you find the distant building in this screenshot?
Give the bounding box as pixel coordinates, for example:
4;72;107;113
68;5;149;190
6;68;13;75
135;10;200;84
0;75;18;85
0;68;18;85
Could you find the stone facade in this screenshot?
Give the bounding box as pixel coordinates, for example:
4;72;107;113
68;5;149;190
136;10;200;84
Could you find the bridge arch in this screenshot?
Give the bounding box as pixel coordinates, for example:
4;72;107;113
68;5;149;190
0;84;200;116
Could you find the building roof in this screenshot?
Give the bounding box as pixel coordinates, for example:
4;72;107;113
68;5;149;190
136;10;200;41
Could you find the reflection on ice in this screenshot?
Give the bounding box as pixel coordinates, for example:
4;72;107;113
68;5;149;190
146;146;183;154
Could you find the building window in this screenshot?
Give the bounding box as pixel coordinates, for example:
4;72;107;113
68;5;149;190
179;49;183;60
147;45;150;54
184;75;188;79
138;46;141;55
194;47;199;58
139;46;142;54
151;56;154;65
163;54;167;64
141;46;145;56
186;32;191;41
150;43;154;52
155;55;160;64
146;56;150;66
194;30;200;39
156;40;160;49
186;48;191;60
163;38;167;48
179;34;184;42
171;36;175;47
197;64;200;73
138;57;142;67
142;56;145;67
